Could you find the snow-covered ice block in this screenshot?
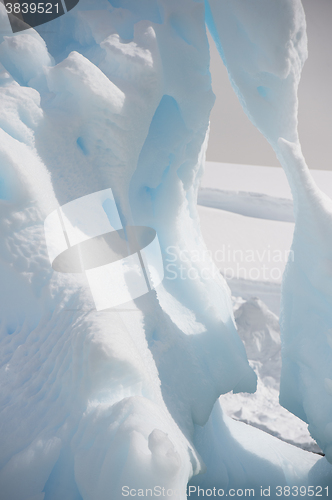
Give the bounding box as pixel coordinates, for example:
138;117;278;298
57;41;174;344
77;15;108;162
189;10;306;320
190;400;332;498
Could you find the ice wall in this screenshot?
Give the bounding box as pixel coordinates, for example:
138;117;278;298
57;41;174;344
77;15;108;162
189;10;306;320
0;0;332;499
0;1;257;499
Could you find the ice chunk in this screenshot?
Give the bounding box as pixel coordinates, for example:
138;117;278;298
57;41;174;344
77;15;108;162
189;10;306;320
189;400;332;496
1;0;328;498
0;34;52;85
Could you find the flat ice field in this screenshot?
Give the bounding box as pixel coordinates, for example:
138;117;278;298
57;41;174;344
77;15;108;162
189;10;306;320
200;161;332;202
198;205;293;314
198;161;332;313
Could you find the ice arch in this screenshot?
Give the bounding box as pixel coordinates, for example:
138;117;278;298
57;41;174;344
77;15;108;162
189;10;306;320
0;1;331;499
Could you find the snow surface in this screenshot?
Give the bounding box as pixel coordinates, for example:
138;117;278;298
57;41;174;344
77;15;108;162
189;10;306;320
221;297;321;454
197;205;294;285
197;204;293;318
1;0;332;499
201;162;332;201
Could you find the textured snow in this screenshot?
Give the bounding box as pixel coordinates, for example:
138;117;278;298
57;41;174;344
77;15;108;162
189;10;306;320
220;297;320;454
0;0;332;499
189;401;326;498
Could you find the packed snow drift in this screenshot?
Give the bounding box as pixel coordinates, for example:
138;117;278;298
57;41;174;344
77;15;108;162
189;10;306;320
0;0;332;499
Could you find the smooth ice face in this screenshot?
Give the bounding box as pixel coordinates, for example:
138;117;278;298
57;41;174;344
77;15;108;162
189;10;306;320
277;139;332;462
205;0;307;147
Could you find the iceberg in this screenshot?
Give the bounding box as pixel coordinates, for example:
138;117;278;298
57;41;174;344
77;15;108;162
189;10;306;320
0;0;331;499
